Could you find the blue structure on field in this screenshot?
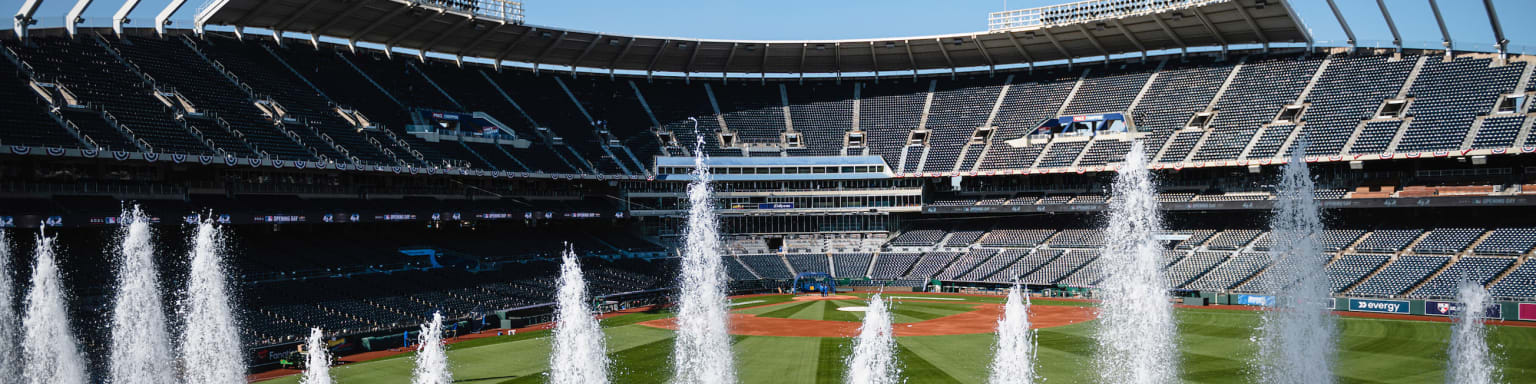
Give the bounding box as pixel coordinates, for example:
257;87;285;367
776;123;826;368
792;272;836;297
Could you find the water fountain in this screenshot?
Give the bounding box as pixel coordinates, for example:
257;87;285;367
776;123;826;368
21;229;89;384
987;285;1037;384
0;230;18;380
300;328;333;384
549;246;610;384
181;219;247;383
1255;141;1336;384
845;294;900;384
108;206;176;384
1094;141;1178;384
412;311;452;384
1447;280;1499;384
670;145;737;384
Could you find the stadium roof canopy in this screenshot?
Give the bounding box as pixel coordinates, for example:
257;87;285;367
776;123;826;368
192;0;1310;76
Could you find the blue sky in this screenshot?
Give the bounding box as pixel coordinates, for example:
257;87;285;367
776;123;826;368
23;0;1536;54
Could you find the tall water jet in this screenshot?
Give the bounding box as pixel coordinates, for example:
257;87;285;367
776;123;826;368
108;206;176;384
670;145;736;384
300;328;333;384
845;294;900;384
21;230;89;384
1447;280;1498;384
181;219;247;383
1255;140;1336;384
0;230;19;380
987;285;1038;384
412;311;452;384
549;246;610;384
1094;141;1178;384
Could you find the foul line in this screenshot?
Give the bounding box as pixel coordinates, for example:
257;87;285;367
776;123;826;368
731;300;766;306
889;296;966;301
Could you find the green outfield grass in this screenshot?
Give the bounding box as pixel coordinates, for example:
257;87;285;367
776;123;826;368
261;294;1536;384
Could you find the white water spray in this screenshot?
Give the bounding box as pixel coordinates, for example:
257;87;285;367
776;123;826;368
108;206;176;384
987;285;1038;384
670;146;737;384
0;230;19;380
21;229;89;384
412;311;452;384
1255;140;1336;384
1094;141;1178;384
181;219;247;383
549;246;610;384
1447;280;1499;384
300;328;333;384
845;294;900;384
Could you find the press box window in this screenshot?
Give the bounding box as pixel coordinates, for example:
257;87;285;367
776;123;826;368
908;130;930;145
1377;98;1410;118
846;131;866;148
1274;104;1307;124
1186;111;1216;129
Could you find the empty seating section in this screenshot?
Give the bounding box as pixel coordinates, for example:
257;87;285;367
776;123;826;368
1062;64;1152;116
1395;58;1525;152
1470;115;1526;149
901;146;925;173
485;70;611;171
1049;229;1103;248
904;252;961;279
0;59;84;148
1345;120;1402;154
13;37;211;155
1411;228;1484;254
59;109;133;150
787;84;853;156
715;83;787;143
858;81;927;168
1132;59;1230;154
944;230;986;247
1037;141;1088;168
1021;250;1096;285
870;253;922;279
831;254;873;278
1192;55;1321;161
1076;139;1133;166
1409;256;1515;298
786;254;831;274
1349;255;1449;296
937;248;1000;280
921;78;1002;173
560;76;657;165
960;249;1027;281
1489;262;1536;298
416;60;572;172
980;73;1075;170
994;249;1063;283
1473;228;1536;255
725;257;758;280
1354;229;1424;253
890;229;945;246
1295;55;1415;156
1244;124;1294;159
1328;254;1390;292
1186;252;1271;290
979;229;1056;247
739;255;793;279
1167;251;1229;287
1156;131;1203;162
1174;230;1218;249
1059;257;1102;287
1207;230;1261;250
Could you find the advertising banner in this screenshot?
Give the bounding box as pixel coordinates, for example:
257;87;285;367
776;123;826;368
1520;303;1536;321
1348;298;1410;314
1235;294;1275;307
1424;300;1502;318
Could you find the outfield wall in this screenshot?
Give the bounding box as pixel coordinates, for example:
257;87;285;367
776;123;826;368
1213;293;1536;322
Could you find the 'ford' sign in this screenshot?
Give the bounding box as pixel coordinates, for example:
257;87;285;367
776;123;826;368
1349;298;1410;314
1425;300;1502;318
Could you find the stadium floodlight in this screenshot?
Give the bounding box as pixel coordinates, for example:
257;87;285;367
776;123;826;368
987;0;1224;31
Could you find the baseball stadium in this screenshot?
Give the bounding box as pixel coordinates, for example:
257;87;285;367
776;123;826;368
2;0;1536;383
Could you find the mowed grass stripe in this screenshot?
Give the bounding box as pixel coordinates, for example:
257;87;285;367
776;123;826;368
735;336;823;383
891;341;963;383
756;301;818;318
815;337;851;384
786;300;830;321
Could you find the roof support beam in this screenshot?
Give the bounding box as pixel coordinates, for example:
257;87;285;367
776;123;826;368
1109;19;1146;60
683;40;701;80
492;27;537;70
570;34;604;74
1323;0;1356;51
798;43;808;83
934;38;957;78
1481;0;1507;60
721;42;738;81
1375;0;1401;52
1041;28;1073;67
451;21;503;60
349;5;414;52
608;37;636;79
112;0;140;36
1003;31;1036;70
971;35;996;75
1151;15;1187;56
65;0;92;37
1230;0;1268;47
385;9;446;53
531;31;567;75
831;43;840;83
1073;24;1110;62
1427;0;1453;52
314;0;374;42
1188;6;1227;55
648;38;672;81
868;42;880;80
153;0;186;37
14;0;41;40
233;0;281;28
903;39;917;80
763;43;773;83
